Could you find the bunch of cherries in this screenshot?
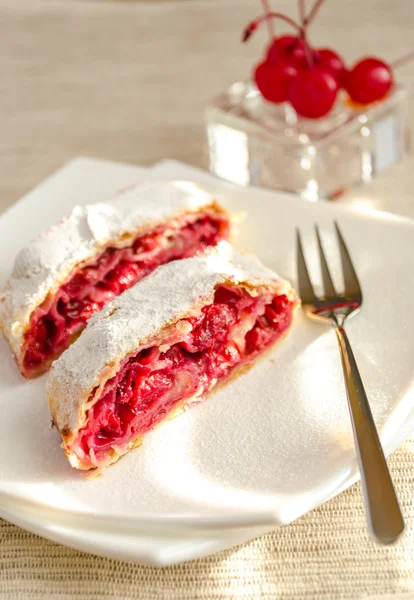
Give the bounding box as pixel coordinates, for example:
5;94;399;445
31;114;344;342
242;1;396;119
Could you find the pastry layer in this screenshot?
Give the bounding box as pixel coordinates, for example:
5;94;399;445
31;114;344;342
47;243;299;470
0;181;229;377
23;212;227;377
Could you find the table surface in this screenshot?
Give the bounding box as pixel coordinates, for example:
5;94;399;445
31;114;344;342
1;1;413;599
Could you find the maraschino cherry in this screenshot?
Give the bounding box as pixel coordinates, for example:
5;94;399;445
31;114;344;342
345;57;393;104
267;34;310;69
255;60;298;103
314;48;346;87
243;8;342;117
266;34;297;62
288;68;338;118
242;0;411;119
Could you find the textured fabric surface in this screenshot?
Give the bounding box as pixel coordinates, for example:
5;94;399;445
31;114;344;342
1;1;414;598
1;452;414;600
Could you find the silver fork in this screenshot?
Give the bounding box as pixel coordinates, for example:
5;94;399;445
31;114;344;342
296;222;404;544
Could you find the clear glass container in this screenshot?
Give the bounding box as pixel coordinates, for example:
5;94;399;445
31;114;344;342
205;82;409;201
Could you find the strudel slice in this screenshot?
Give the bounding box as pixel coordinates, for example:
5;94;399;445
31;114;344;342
0;181;229;378
47;243;299;471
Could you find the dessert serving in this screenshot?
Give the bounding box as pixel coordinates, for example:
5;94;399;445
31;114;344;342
0;181;230;378
47;243;299;471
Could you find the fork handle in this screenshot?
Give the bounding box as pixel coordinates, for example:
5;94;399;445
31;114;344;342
335;325;404;544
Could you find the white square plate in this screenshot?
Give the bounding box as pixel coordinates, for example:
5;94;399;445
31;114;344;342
0;158;413;548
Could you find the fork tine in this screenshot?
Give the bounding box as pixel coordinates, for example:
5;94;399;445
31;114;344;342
334;222;362;298
315;225;337;299
296;229;318;305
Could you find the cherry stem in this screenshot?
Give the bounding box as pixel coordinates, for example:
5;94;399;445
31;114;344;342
298;0;314;67
243;12;302;43
304;0;325;26
261;0;275;39
391;50;414;69
299;0;306;26
302;37;314;68
242;9;315;68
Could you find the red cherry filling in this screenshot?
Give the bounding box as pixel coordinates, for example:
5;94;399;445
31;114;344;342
70;286;294;469
23;213;229;377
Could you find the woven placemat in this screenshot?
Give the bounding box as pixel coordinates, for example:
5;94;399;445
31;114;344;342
1;441;413;599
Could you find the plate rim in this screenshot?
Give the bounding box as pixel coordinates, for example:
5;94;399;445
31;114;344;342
1;157;413;537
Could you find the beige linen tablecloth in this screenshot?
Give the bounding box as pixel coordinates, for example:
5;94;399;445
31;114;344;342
1;1;413;598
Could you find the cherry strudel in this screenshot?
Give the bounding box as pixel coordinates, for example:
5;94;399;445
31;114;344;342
0;181;230;378
47;243;299;471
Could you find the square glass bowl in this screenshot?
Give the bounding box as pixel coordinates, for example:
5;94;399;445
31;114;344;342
205;82;409;200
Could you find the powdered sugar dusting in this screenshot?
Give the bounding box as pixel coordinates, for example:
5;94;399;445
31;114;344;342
0;181;217;363
47;242;297;435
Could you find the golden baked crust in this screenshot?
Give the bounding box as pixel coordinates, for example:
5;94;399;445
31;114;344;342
46;242;299;470
0;180;228;376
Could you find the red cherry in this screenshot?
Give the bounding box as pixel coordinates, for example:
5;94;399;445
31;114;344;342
291;41;310;69
345;57;394;104
314;48;346;87
288;68;338;118
267;35;297;62
267;34;312;69
254;60;298;104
